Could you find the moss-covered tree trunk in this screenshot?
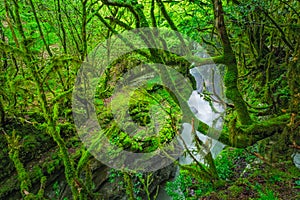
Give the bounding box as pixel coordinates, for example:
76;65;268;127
212;0;252;125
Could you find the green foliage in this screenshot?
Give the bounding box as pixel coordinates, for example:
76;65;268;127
108;169;123;183
124;172;135;200
215;147;243;180
255;184;279;200
165;168;214;199
45;158;61;175
52;181;60;198
95;82;181;153
129;100;151;126
165;174;192;200
4;130;31;194
0;0;299;199
295;180;300;189
228;185;243;198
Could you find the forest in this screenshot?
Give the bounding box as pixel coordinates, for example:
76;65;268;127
0;0;299;199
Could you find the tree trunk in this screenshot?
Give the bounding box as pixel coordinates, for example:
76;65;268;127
212;0;252;125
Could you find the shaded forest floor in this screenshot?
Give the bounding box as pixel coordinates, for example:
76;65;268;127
165;147;300;200
199;149;299;200
208;162;299;199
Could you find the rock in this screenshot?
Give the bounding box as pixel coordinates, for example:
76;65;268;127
292;152;300;169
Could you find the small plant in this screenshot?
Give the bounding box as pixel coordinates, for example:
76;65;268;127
228;185;243;198
165;174;188;200
255;184;279;200
165;171;214;200
215;148;236;180
108;168;123;183
294;180;300;189
269;174;282;183
258;188;279;200
52;181;60;198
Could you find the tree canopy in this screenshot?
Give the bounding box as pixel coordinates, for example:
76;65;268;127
0;0;299;199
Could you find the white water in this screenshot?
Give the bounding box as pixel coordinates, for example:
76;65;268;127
157;63;226;199
156;46;300;199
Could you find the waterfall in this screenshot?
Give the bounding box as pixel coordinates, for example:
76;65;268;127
179;63;226;165
156;61;227;199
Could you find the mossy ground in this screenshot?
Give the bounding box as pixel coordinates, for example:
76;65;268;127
167;147;300;200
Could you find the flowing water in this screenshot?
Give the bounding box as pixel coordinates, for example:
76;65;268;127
156;62;226;199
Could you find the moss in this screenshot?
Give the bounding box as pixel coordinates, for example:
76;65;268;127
196;120;209;134
0;154;52;199
5;130;32;196
224;62;252;126
224;70;237;86
95;85;183;154
124;173;135;200
0;177;19;199
228;185;243;198
216;191;228;199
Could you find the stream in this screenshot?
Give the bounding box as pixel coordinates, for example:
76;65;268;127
156;63;226;200
156;61;300;199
